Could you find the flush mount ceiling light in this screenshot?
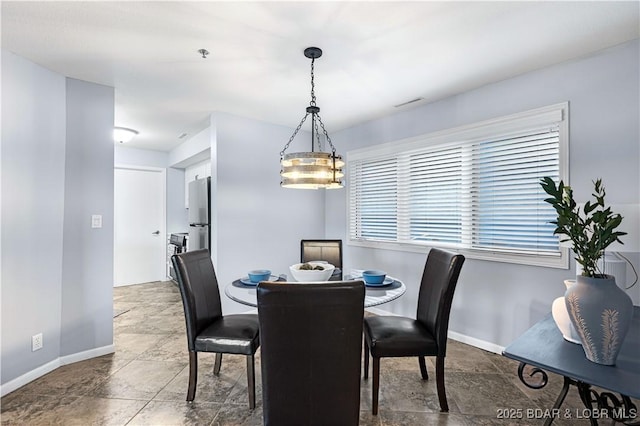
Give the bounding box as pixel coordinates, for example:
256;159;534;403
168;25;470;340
279;47;344;190
113;127;139;144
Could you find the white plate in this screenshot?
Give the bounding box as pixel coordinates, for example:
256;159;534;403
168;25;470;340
239;275;279;286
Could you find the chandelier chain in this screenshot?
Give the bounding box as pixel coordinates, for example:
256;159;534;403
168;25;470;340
315;113;337;154
310;58;316;107
314;120;322;151
279;112;310;158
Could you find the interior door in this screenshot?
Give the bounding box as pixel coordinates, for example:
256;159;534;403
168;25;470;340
114;167;166;286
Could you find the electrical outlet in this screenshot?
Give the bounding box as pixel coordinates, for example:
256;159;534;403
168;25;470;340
32;333;43;351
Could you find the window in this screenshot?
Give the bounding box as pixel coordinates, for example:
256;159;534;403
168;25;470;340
348;103;569;268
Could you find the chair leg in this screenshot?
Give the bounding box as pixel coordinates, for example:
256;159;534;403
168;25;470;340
419;356;429;380
372;356;380;415
187;351;198;402
246;354;256;410
363;339;370;379
213;353;222;375
435;355;449;412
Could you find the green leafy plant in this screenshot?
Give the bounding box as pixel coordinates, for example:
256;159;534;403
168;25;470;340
540;177;626;277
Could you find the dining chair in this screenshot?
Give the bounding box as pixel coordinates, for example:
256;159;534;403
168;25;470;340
257;281;365;425
172;249;260;408
363;248;465;414
300;239;343;280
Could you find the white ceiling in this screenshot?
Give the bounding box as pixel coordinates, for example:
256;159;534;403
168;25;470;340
2;1;638;152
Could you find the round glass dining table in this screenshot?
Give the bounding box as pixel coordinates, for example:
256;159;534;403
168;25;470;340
224;275;406;308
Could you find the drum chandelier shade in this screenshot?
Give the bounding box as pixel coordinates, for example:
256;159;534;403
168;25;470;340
280;47;344;189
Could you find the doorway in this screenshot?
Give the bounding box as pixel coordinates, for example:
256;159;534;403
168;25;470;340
114;166;166;286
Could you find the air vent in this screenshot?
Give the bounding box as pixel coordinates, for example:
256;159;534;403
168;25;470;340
394;97;424;108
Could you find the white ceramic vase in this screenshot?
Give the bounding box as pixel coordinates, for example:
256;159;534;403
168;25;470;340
551;279;581;344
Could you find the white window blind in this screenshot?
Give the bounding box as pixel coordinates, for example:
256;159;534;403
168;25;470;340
405;146;464;245
349;157;398;241
348;103;569;268
469;126;560;253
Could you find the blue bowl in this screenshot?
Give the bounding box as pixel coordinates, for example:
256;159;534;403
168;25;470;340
248;269;271;283
362;270;386;285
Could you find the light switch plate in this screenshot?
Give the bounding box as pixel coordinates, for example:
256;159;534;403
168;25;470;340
91;214;102;228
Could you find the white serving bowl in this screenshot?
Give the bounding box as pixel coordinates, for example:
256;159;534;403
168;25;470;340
289;262;335;282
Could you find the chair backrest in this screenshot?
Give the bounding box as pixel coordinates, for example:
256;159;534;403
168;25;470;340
257;281;365;426
416;248;465;356
171;249;223;351
300;239;343;269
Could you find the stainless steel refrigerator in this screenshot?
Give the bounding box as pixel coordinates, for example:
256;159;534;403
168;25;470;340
188;177;210;251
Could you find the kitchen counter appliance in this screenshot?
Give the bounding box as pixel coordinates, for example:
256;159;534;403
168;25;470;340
168;233;188;281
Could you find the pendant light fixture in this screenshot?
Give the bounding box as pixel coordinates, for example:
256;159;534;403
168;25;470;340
280;47;344;189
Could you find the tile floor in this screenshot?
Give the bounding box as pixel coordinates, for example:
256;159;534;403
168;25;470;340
0;281;620;425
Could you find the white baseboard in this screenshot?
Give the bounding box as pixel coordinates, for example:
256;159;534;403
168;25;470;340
0;344;115;397
60;344;115;365
0;358;61;397
364;307;505;355
447;331;505;355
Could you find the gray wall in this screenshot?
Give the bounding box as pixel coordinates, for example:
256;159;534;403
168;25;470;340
211;113;327;313
60;78;114;356
166;168;188;234
327;40;640;349
1;52;115;388
1;50;66;383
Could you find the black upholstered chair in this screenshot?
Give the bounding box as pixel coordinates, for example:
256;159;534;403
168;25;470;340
172;249;260;408
363;248;465;414
257;281;365;425
300;239;343;280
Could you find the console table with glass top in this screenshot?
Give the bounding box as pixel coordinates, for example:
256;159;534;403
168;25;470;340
503;307;640;426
